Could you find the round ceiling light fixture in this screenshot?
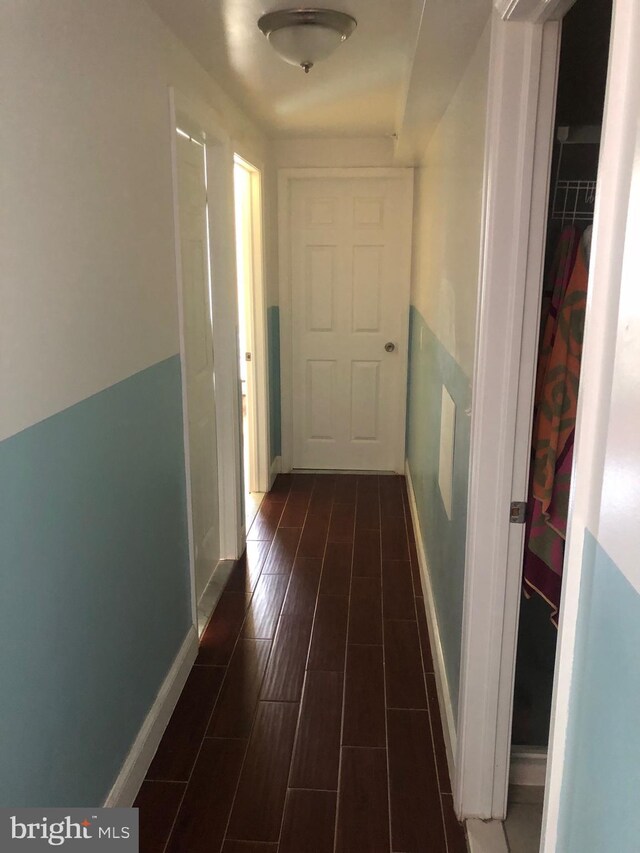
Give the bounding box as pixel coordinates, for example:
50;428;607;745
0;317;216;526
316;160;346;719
257;8;357;73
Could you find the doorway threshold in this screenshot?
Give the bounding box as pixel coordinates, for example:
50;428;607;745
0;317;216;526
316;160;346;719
466;819;509;853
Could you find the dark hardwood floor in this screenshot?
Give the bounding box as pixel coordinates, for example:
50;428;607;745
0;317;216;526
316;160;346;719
135;473;468;853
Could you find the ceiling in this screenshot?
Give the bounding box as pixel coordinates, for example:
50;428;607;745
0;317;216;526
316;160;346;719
146;0;491;141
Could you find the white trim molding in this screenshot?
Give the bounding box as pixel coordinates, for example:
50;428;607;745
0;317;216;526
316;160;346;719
269;455;282;489
493;0;576;23
104;627;198;807
405;463;457;786
457;13;561;820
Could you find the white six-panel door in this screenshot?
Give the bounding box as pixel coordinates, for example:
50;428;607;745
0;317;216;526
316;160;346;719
288;172;413;471
176;133;220;601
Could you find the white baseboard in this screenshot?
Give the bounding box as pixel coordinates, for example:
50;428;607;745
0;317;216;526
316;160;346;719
510;746;547;788
466;819;509;853
269;455;281;488
197;560;236;635
404;461;457;789
104;625;199;807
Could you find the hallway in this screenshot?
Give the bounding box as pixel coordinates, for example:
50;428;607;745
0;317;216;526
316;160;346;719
135;473;466;852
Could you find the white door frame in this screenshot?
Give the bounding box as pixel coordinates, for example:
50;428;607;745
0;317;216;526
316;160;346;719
455;0;582;821
458;0;628;835
169;89;244;601
277;167;413;473
457;9;563;819
233;154;271;495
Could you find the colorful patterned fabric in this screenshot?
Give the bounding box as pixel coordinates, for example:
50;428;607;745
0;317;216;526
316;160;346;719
523;227;588;624
523;433;575;625
535;226;580;403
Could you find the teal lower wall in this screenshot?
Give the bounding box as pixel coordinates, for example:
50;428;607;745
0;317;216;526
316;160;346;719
406;306;472;716
0;356;192;807
268;306;281;462
558;531;640;852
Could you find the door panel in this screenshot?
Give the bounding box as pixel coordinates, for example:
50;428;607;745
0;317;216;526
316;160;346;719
307;360;337;441
351;361;380;441
290;174;413;471
306;246;336;332
352;246;383;332
177;134;219;600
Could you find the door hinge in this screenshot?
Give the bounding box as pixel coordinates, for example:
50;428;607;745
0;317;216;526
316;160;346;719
510;501;527;524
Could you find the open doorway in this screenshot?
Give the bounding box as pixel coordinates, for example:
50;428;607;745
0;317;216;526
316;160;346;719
457;0;616;843
171;90;246;637
233;155;269;532
505;2;612;849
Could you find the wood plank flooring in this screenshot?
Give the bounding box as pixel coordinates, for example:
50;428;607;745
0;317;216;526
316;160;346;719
136;473;467;853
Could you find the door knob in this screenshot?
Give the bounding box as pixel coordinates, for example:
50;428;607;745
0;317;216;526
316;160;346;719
384;342;396;353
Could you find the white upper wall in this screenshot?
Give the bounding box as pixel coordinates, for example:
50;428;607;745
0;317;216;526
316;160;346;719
0;0;268;442
599;158;640;591
395;0;492;163
273;137;396;169
409;17;492;376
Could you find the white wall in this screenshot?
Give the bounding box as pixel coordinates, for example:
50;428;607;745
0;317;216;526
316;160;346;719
0;0;273;806
404;14;491;723
0;0;269;442
597;168;640;589
273;137;396;169
410;19;491;377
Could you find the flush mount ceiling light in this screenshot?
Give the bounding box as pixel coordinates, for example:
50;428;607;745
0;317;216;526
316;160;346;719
257;8;357;73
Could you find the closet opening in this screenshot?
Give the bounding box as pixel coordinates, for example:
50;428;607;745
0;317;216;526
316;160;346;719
506;0;613;849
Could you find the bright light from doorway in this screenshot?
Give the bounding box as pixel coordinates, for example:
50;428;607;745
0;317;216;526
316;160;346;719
233;154;265;531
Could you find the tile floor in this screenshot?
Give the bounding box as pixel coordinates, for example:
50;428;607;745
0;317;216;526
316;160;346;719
135;473;468;853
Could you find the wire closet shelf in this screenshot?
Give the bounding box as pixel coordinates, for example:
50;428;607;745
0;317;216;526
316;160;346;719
551;125;600;223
